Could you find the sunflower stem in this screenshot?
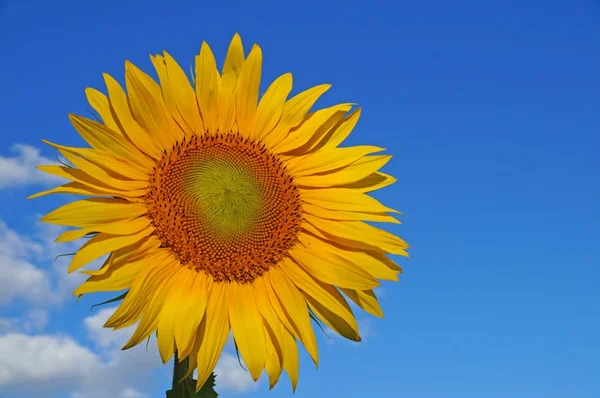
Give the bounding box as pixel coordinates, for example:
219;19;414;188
167;351;218;397
172;350;190;389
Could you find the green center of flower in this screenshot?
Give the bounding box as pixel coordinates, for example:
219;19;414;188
185;159;263;238
145;132;303;284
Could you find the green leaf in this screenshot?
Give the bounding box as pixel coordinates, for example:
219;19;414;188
196;373;218;398
90;291;128;311
309;308;330;338
55;252;76;261
233;339;247;371
166;373;218;398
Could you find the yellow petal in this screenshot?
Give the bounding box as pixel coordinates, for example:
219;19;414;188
290;233;380;290
80;235;162;276
183;326;202;380
253;277;285;348
268;268;318;366
41;198;147;227
164;52;204;134
259;276;303;390
263;84;331;148
218;33;245;133
104;73;163;158
105;253;177;328
54;148;148;191
280;327;300;392
254;73;293;140
302;203;400;224
27;182;86;200
125;61;184;147
68;114;155;170
34;165;121;196
73;247;171;295
336;171;397;193
295;155;391;187
85;88;119;132
300;187;399;214
68;226;155;273
195;282;230;391
253;279;284;388
157;267;197;363
367;249;403;272
43;140;150;182
235;44;262;136
222;33;245;88
264;320;283;389
195;42;220;134
229;282;266;381
150;55;188;134
300;223;405;275
80;254;112;279
253;277;282;331
307;296;360;342
303;215;409;256
282;107;350;156
217;81;235;133
273;104;352;154
123;265;185;350
27;181;144;200
348;249;400;281
261;275;299;339
56;217;151;242
176;273;211;359
313;108;361;151
284;145;384;176
280;257;359;340
340;288;384;318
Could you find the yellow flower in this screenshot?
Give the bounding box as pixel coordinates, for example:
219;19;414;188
32;34;409;391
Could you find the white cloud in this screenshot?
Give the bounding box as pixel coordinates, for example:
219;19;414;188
0;333;100;388
357;318;375;340
0;219;90;306
194;332;259;394
1;301;259;397
0;143;64;189
0;221;52;304
0;310;48;333
374;286;386;299
215;354;257;394
321;317;375;346
73;307;162;398
0;318;14;333
71;387;148;398
84;308;258;395
118;388;148;398
24;309;49;331
0;307;160;398
83;307;132;350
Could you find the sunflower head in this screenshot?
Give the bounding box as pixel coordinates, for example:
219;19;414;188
145;132;303;284
32;33;409;391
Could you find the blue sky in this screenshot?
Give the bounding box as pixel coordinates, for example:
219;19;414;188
1;0;599;397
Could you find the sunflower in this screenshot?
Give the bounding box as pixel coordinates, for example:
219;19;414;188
31;34;409;391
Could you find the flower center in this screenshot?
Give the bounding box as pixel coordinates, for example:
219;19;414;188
145;132;303;284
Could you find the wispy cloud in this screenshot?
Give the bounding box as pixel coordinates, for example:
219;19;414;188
0;305;260;397
0;220;52;304
215;354;258;394
0;307;158;398
0;143;64;189
0;219;89;306
0;310;48;333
